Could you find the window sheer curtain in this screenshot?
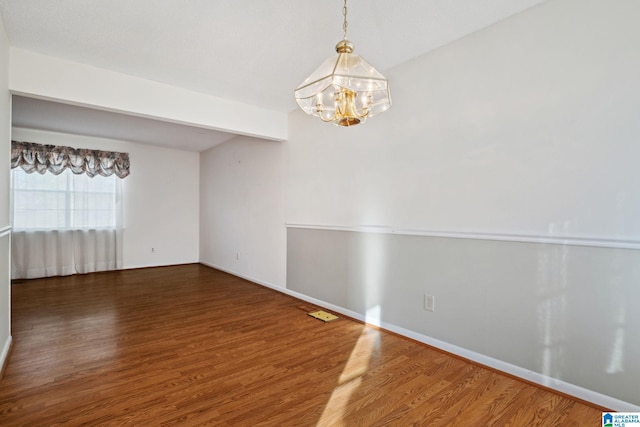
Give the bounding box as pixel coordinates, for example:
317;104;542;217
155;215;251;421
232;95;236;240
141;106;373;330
10;141;129;280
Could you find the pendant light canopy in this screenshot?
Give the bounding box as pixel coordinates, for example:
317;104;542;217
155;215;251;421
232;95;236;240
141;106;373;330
294;0;391;127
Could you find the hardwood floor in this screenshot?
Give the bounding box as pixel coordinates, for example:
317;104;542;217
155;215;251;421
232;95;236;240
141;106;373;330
1;264;603;426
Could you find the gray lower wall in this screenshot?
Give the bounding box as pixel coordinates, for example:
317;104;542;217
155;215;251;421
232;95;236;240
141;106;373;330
287;227;640;406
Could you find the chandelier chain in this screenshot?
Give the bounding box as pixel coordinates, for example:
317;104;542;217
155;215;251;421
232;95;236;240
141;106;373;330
342;0;348;39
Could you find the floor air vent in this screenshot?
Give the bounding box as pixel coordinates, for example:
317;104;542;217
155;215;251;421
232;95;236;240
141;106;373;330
308;310;339;322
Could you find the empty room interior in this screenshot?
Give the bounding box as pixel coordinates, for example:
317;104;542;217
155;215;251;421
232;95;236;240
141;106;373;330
0;0;639;424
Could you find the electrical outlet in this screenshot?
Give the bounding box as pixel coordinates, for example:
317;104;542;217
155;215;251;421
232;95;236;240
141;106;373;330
424;294;435;312
151;247;155;253
236;252;239;260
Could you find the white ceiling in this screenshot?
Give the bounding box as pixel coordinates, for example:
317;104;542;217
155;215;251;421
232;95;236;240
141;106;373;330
1;0;546;150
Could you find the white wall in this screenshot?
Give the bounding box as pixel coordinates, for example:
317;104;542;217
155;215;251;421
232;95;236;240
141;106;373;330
284;0;640;410
12;128;200;269
287;0;640;243
0;13;12;373
200;135;286;288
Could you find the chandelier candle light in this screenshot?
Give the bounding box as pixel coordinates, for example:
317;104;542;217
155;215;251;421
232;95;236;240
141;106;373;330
294;0;391;126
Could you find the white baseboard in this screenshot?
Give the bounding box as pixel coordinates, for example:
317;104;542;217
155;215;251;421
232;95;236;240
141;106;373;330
1;335;12;374
199;261;286;291
200;262;639;412
122;260;199;271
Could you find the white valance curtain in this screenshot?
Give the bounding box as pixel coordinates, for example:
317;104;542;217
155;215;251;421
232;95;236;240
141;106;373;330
11;140;130;178
10;140;128;280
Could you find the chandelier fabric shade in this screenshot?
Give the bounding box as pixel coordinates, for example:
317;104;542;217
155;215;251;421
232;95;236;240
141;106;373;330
294;1;391;127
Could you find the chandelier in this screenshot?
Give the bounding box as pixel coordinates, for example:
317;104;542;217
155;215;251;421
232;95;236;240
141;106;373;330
294;0;391;127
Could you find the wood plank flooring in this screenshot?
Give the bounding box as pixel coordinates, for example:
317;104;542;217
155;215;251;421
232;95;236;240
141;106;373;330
1;264;603;426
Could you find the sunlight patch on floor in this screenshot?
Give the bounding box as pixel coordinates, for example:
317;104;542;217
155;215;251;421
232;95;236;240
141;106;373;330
317;328;379;426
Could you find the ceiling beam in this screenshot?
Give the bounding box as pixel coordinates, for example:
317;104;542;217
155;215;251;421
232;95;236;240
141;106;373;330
8;48;288;142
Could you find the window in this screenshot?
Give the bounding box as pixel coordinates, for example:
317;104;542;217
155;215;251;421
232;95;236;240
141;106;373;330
10;140;129;279
12;169;118;231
